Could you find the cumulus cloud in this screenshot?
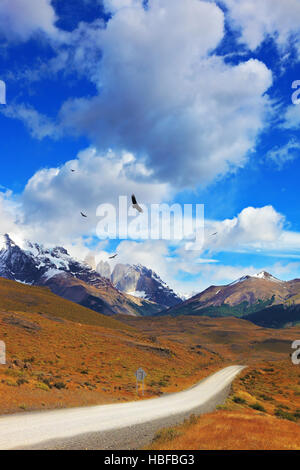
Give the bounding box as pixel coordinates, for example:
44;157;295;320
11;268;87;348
1;0;274;189
184;261;300;292
203;206;285;253
0;0;59;42
20;146;171;246
2;165;300;294
94;237;300;295
220;0;300;53
24;0;270;190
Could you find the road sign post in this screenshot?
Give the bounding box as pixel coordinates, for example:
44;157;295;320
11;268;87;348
135;368;147;396
0;341;5;365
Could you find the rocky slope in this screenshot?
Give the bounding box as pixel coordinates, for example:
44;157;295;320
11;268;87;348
158;271;300;327
97;262;182;308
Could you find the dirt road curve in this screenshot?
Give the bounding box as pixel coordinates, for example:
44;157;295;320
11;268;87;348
0;365;245;450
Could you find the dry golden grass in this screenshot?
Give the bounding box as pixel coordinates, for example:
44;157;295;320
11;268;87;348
226;360;300;421
118;314;300;363
146;358;300;450
123;315;300;450
0;278;220;414
2;276;300;450
146;409;300;450
0;277;133;330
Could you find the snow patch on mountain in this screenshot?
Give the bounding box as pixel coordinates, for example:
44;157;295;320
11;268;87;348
229;275;251;286
128;290;147;299
0;234;111;289
41;268;64;282
253;271;283;283
103;262;182;308
229;271;283;286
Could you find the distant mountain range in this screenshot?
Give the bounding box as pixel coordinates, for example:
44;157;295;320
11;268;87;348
97;261;181;307
0;235;180;317
2;234;300;327
158;271;300;328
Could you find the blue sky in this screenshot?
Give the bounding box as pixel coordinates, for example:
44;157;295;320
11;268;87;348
1;0;300;295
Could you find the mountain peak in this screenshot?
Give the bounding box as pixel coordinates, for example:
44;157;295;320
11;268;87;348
229;271;282;286
253;271;282;282
3;233;16;249
107;262;181;308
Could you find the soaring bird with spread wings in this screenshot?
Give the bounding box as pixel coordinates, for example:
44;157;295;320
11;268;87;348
131;194;143;213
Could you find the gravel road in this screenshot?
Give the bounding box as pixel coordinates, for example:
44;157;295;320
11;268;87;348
0;365;245;450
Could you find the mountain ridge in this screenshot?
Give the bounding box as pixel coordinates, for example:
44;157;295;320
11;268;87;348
157;270;300;328
0;234;164;317
106;262;182;308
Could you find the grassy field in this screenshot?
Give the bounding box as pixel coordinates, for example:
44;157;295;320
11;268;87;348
0;278;220;414
146;360;300;450
146;408;300;450
1;277;300;450
116;314;300;363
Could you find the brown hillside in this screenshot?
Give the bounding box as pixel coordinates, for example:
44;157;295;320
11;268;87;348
160;273;300;318
0;278;219;415
44;272;161;317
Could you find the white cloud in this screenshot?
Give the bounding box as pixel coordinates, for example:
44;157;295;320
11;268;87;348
283;104;300;130
103;0;140;14
1;0;274;190
0;0;59;42
3;167;300;294
21;0;270;190
266;139;300;168
2;104;58;140
184;261;300;292
220;0;300;53
182;205;285;254
20;146;171;246
95;238;300;295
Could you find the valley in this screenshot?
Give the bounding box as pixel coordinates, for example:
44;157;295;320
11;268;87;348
0;277;220;415
1;242;300;449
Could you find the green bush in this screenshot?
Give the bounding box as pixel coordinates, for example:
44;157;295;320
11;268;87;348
249;402;266;412
17;378;28;386
275;408;297;422
153;428;182;443
54;381;66;390
233;396;246;404
36;382;50;391
259;394;273;401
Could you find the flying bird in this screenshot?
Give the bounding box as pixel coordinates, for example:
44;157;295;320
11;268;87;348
131;194;143;213
210;232;218;236
71;169;75;172
80;212;87;218
109;254;118;259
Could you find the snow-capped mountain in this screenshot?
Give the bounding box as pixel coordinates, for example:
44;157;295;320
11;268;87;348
96;262;182;308
0;234;111;289
158;270;300;321
252;271;282;283
0;235;162;316
229;271;283;286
